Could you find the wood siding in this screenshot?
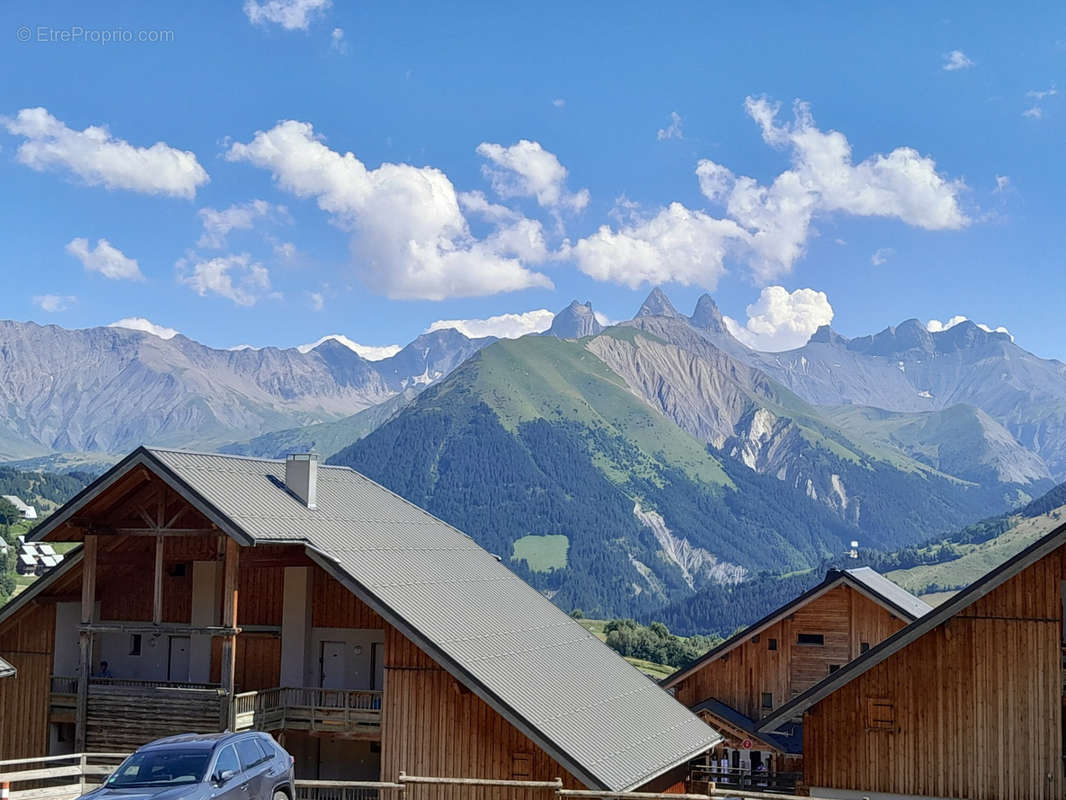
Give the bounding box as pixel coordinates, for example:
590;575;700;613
0;602;56;758
380;625;584;799
674;584;906;719
804;544;1065;800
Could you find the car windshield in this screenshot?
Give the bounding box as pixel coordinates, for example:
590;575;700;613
107;749;211;787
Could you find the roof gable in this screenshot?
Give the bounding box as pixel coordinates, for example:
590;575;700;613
757;520;1066;732
0;656;14;678
663;567;927;690
25;446;719;791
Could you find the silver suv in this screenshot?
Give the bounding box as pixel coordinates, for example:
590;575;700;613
84;732;295;800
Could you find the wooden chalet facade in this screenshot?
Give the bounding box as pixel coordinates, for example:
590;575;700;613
663;568;930;779
0;448;720;795
758;520;1066;800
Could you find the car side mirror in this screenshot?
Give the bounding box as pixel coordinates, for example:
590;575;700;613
214;770;237;784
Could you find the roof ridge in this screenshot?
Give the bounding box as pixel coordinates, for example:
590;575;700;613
144;446;352;470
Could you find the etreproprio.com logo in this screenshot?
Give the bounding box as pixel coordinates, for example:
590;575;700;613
16;25;175;44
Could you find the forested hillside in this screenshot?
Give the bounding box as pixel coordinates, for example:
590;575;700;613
330;330;1002;618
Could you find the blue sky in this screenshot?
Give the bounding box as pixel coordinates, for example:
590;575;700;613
0;0;1063;359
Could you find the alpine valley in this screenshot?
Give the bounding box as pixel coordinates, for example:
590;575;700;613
3;289;1065;622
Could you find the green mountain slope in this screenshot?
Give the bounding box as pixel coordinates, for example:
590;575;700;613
330;325;1041;618
331;335;888;617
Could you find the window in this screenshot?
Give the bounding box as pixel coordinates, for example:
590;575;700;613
767;638;778;651
797;633;824;646
512;753;532;779
860;642;870;654
108;750;211;787
865;698;895;730
129;634;142;656
235;738;267;770
214;745;240;780
761;692;773;709
828;664;841;674
751;634;760;644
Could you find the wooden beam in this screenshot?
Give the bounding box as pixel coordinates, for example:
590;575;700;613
78;622;240;636
152;535;164;624
75;534;98;752
219;536;240;729
83;527;218;537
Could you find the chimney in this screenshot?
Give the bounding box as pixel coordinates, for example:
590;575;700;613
285;453;318;509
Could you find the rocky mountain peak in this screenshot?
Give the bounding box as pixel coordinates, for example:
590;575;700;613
689;294;729;333
636;287;683;319
807;324;847;346
546;300;603;339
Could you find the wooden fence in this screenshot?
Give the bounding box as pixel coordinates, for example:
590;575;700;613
0;758;828;800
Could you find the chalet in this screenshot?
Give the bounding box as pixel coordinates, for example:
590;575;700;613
0;447;721;793
757;519;1066;800
3;495;37;520
663;568;930;779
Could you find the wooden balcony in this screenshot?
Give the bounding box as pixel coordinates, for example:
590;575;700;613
52;677;383;746
51;676;226;750
234;687;383;738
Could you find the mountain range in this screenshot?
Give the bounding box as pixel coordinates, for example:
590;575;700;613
2;290;1064;618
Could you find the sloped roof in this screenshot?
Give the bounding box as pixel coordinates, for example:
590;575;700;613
841;567;932;620
28;447;720;791
0;656;14;678
663;566;929;690
691;698;802;755
757;519;1066;733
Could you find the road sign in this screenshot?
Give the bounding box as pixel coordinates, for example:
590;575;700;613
741;739;752;750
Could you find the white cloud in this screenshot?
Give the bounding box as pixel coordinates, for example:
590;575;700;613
227;121;553;300
330;27;347;53
926;315;1011;338
66;238;143;281
476;140;589;212
571;202;748;290
308;291;325;311
197;199;283;248
698;97;967;280
657;111;684;141
274;241;299;261
297;334;401;360
994;175;1010;193
871;247;894;266
723;286;834;352
1026;87;1058;100
593;311;611;327
943;50;975;71
244;0;331;29
425;309;555;339
1023;106;1044;119
33;294;76;312
177;253;273;306
108;317;180;340
3;107;208;198
577;97;967;292
552;98;566;108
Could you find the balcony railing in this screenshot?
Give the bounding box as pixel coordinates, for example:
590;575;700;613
50;678;382;740
234;687;383;735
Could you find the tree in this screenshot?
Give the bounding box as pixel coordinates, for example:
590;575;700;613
0;496;20;541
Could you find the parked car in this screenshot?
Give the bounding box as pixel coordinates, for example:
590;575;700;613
81;732;295;800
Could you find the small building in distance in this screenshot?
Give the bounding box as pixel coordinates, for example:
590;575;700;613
0;656;14;679
663;567;930;784
0;447;720;793
758;519;1066;800
3;495;37;520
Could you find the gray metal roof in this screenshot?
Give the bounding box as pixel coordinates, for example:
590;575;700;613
0;656;14;678
33;447;720;791
663;566;929;690
842;567;932;620
757;518;1066;733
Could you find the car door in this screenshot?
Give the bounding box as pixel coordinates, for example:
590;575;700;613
209;744;245;800
234;736;271;800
